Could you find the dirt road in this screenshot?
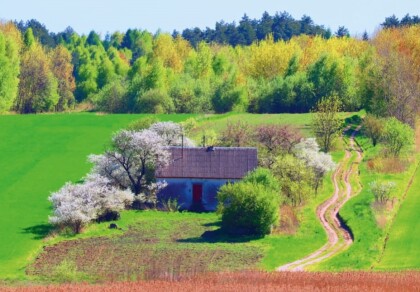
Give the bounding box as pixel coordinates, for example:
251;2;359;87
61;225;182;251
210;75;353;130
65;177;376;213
277;126;362;271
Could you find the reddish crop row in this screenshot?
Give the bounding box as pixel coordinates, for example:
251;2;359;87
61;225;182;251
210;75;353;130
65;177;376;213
2;271;420;291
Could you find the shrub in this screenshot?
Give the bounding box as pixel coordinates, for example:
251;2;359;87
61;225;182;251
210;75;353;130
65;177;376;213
363;115;384;147
242;167;281;194
49;174;134;233
369;180;396;203
272;154;315;206
217;181;280;236
219;120;252;147
136;89;174;113
90;79;128;113
126;116;160;131
382;117;414;156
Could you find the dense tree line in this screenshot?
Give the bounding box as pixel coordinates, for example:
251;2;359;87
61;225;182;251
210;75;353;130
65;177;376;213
382;14;420;29
178;12;334;47
0;16;419;126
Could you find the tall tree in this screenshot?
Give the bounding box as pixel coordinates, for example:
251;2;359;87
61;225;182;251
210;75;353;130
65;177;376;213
49;45;76;111
312;95;342;152
335;26;350;38
0;25;21;113
17;43;59;113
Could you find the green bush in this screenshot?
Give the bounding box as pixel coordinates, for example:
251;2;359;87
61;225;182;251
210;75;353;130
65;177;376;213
217;180;280;236
136;89;175;113
126;116;160;131
383;117;414;156
369;180;396;203
242;167;281;193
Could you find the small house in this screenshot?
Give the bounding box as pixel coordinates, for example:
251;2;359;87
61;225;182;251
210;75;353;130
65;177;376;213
156;147;258;211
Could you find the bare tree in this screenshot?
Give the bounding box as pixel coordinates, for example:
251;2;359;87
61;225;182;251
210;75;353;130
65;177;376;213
255;124;302;168
219;120;253;147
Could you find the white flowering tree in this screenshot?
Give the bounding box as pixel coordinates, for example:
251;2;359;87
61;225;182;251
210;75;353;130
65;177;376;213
49;174;134;233
294;138;336;192
89;129;171;196
149;121;195;146
49;121;195;233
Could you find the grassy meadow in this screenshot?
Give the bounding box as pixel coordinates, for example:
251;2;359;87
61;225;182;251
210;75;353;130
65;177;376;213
0;113;193;279
377;162;420;270
0;112;318;280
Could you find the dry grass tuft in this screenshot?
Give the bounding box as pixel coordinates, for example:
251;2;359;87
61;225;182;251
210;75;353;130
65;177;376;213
367;156;408;173
276;205;299;235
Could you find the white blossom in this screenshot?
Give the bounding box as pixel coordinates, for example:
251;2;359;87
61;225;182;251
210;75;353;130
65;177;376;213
293;138;336;192
89;129;170;195
48;174;134;233
137;181;168;205
149;121;195;146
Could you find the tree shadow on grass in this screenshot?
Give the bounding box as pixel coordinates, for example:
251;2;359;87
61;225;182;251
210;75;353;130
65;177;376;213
21;224;54;240
178;228;263;244
202;221;222;228
345;114;362;126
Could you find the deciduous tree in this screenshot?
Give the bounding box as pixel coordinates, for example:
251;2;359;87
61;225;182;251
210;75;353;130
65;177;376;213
89;129;170;195
0;28;20;113
382;117;414;156
312;95;342;152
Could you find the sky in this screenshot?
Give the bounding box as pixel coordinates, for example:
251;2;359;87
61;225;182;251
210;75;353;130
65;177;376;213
1;0;419;36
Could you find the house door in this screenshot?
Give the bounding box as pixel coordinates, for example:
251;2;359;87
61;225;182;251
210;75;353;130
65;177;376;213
192;184;203;204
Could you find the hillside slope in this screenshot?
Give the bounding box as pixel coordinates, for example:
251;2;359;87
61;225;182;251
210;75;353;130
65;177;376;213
0;114;193;279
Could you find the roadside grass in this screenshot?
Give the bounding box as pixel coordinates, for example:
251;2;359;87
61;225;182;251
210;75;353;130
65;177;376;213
314;130;419;270
0;113;195;280
375;124;420;270
260;171;334;269
376;164;420;270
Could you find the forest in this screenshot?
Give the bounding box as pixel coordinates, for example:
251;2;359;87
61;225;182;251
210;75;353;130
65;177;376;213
0;12;419;127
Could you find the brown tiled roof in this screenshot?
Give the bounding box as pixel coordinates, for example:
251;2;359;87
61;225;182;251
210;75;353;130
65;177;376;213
156;147;258;179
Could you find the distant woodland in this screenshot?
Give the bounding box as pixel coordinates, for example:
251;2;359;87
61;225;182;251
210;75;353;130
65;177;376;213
0;12;419;126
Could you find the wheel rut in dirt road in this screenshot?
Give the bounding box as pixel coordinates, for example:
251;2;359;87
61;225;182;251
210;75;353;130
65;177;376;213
277;126;362;271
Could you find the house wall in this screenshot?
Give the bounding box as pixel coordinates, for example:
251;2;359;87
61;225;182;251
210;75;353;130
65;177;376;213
157;178;237;211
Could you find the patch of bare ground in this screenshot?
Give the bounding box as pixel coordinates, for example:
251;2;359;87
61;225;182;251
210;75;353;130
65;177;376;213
3;271;420;291
372;199;398;229
27;218;262;281
275;205;299;235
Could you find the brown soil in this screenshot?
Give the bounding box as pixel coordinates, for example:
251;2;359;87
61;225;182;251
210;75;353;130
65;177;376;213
27;220;261;281
3;271;420;291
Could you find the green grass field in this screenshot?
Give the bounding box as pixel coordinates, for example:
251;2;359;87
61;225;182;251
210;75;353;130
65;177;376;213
377;163;420;270
193;113;314;137
0;113;194;279
0;112;324;280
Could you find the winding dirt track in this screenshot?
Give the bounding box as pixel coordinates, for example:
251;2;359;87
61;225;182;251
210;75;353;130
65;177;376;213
277;126;362;271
